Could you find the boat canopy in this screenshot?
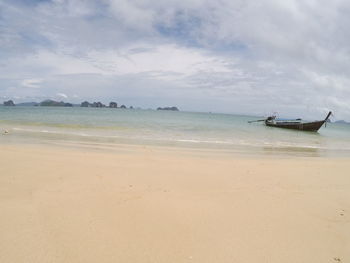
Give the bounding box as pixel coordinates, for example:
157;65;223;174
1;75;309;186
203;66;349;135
275;118;301;121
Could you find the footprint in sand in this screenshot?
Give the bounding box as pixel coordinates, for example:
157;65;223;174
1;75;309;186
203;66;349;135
333;257;341;262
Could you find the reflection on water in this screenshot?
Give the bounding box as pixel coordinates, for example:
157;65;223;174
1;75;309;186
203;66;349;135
262;146;324;157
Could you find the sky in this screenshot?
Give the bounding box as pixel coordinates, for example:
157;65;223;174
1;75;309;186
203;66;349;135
1;0;350;119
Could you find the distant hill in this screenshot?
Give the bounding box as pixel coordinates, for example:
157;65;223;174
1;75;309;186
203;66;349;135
335;120;349;124
3;100;15;106
39;100;73;107
157;106;179;111
16;102;38;106
80;101;134;109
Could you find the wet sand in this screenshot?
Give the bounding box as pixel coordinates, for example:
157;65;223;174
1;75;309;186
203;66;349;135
0;144;349;262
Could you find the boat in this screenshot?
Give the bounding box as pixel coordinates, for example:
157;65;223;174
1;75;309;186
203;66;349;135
249;111;332;132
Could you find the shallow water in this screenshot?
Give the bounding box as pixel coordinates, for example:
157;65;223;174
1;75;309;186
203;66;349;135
1;106;350;157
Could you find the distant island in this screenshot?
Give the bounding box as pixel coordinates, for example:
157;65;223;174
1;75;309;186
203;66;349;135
3;100;15;106
80;101;131;109
2;99;179;111
334;120;349;124
157;106;179;111
16;102;39;106
40;100;73;107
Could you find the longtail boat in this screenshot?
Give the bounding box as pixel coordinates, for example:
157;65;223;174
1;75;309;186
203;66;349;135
249;111;332;132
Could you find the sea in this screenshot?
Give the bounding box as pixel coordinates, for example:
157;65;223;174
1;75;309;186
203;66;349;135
1;106;350;157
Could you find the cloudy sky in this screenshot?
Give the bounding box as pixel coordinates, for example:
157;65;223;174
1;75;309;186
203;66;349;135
1;0;350;119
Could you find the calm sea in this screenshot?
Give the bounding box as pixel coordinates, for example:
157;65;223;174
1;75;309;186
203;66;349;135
1;106;350;157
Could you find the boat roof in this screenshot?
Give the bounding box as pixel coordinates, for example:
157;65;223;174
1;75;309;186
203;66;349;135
275;118;301;121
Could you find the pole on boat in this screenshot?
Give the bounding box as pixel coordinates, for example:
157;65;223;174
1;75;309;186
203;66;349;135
324;111;332;127
324;111;332;121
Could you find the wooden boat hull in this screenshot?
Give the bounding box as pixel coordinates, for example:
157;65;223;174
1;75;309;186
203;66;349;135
264;111;332;132
265;120;326;132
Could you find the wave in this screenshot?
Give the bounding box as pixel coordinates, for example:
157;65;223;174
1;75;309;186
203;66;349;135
8;126;350;153
1;120;130;130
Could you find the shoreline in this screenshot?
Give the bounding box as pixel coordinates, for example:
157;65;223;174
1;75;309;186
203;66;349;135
1;143;350;262
2;134;349;158
2;107;350;159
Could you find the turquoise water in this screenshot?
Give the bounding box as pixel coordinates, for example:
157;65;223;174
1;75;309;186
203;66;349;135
1;106;350;156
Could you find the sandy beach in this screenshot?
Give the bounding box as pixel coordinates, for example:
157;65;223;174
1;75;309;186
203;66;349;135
0;144;349;263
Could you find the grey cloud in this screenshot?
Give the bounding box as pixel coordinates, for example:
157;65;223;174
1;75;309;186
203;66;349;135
1;0;350;120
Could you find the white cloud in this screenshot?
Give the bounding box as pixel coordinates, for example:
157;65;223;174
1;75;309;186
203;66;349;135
56;92;68;98
21;78;43;89
1;0;350;119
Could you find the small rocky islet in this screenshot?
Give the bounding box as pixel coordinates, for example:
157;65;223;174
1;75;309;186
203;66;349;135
2;99;179;111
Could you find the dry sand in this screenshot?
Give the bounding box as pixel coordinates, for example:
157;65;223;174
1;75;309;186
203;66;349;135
0;144;349;263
